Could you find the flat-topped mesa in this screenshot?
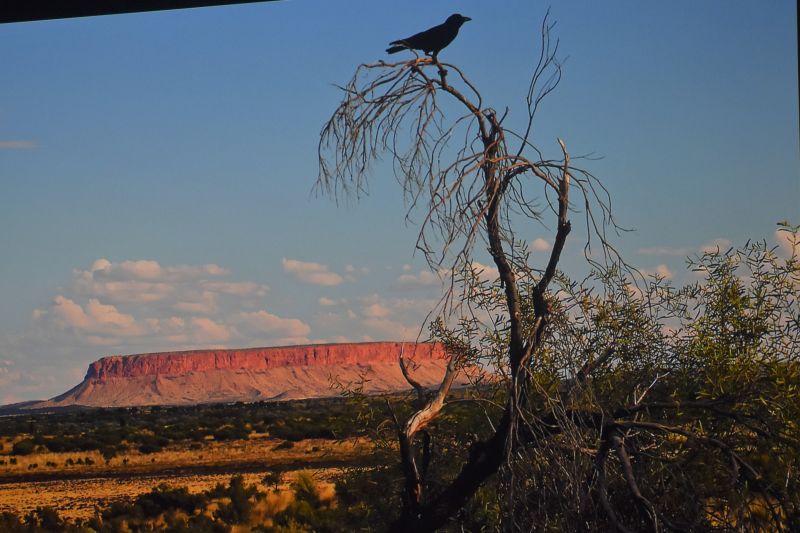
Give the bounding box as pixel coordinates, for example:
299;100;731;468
85;342;447;380
29;341;465;409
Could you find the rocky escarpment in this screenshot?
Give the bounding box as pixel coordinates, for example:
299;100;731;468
85;342;446;379
35;342;460;408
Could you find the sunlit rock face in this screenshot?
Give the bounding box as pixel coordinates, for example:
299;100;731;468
41;342;458;407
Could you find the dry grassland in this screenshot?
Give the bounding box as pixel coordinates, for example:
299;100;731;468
0;435;367;520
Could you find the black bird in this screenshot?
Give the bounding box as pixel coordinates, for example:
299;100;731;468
386;14;471;59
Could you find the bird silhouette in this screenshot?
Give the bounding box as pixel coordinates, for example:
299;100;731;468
386;14;471;59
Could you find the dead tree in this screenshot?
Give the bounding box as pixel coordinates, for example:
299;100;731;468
317;15;798;532
318;16;607;529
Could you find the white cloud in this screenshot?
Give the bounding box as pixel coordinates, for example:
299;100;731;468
775;228;798;257
68;258;269;309
318;297;337;306
116;260;162;280
363;317;419;340
203;281;269;297
363;302;391;319
239;310;311;338
25;258;284;355
638;264;674;280
191;317;232;343
84;258;162;280
77;278;174;303
531;238;550;252
73;258;235;305
390;298;438;313
84;259;226;282
173;291;217;314
700;238;732;254
471;261;499;283
396;270;441;288
44;295;145;337
655;264;673;279
344;264;370;275
282;258;343;286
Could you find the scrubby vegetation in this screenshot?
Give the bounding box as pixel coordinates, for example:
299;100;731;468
0;473;323;532
0;398;372;461
0;392;494;531
0;470;413;532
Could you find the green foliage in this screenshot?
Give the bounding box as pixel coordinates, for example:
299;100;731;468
426;227;800;530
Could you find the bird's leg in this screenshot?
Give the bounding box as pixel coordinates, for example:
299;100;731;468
432;55;448;85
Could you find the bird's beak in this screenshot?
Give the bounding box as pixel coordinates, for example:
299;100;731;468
463;16;472;22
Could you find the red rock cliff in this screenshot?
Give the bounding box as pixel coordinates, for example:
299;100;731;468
85;342;446;380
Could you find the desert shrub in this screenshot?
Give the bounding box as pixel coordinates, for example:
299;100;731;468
292;472;323;508
272;472;340;532
328;464;403;531
212;475;259;524
274;440;294;450
100;446;116;462
0;511;24;532
100;499;141;524
24;507;64;531
184;513;230;533
262;470;281;489
212;425;249;441
11;439;35;456
137;484;207;518
139;442;162;454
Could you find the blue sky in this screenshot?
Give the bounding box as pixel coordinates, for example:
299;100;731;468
1;0;797;402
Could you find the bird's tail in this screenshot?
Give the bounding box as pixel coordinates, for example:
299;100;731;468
386;40;408;54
